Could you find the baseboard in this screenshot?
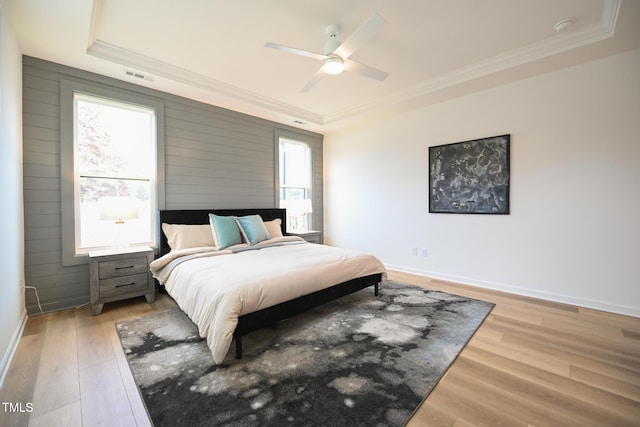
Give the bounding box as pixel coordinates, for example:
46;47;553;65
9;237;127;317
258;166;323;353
385;263;640;319
0;309;27;389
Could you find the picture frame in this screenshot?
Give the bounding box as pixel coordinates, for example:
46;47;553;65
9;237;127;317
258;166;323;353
429;134;510;214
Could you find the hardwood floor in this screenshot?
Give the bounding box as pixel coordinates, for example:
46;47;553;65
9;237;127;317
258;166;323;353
1;271;638;426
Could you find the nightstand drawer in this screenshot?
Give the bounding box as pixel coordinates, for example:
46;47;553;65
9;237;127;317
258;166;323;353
287;230;322;244
98;256;148;279
304;234;321;244
89;246;155;315
99;273;150;298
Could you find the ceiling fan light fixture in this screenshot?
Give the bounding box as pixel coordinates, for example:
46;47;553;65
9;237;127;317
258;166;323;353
324;57;344;75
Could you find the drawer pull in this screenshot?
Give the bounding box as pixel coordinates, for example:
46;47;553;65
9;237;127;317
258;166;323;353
115;282;136;288
114;265;135;271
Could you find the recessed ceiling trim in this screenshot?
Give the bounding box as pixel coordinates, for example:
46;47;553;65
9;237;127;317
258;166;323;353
86;0;620;129
324;1;621;125
87;0;105;49
87;39;324;126
602;0;622;32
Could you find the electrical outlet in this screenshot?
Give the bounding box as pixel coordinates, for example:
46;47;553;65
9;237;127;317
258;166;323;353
421;248;428;257
411;247;418;256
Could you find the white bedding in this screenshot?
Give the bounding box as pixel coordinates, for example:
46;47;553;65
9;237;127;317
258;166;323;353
150;236;387;364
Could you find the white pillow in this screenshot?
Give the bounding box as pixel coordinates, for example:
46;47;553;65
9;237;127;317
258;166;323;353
162;223;215;251
264;218;283;238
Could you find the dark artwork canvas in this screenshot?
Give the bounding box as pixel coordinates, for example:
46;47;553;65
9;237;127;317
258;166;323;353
429;135;510;214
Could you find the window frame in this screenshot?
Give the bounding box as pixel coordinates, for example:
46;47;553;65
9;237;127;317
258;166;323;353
274;130;318;232
60;79;165;266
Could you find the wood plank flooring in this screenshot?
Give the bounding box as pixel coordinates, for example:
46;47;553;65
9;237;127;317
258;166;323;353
1;270;638;426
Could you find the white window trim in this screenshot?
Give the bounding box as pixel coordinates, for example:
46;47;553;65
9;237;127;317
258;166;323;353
60;79;165;266
274;130;319;231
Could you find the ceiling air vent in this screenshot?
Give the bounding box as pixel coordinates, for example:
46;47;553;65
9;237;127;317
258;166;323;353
124;69;153;82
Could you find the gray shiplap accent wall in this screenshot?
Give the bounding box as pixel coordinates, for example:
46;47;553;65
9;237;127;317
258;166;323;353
22;56;323;314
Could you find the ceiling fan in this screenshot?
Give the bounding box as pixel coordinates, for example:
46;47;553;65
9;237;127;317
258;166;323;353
265;13;389;92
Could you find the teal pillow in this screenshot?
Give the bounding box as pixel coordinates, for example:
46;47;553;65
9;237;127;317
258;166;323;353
209;214;243;249
235;215;271;245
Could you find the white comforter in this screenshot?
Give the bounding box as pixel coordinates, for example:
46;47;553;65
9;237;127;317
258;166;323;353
150;237;387;364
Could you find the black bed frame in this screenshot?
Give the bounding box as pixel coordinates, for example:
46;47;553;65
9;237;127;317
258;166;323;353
158;209;382;359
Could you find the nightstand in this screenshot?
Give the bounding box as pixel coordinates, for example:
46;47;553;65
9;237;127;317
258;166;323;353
287;230;322;244
89;246;155;315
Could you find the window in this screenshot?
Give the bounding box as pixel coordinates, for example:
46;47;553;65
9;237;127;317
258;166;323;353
74;94;156;251
279;138;311;201
277;135;313;232
61;80;165;265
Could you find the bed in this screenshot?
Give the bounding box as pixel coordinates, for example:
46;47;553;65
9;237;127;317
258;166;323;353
151;208;386;364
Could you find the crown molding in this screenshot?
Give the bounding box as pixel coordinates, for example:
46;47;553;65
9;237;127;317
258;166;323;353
86;0;620;129
86;1;323;125
86;40;323;125
324;0;621;125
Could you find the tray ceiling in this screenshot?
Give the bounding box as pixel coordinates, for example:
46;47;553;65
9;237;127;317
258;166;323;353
9;0;640;132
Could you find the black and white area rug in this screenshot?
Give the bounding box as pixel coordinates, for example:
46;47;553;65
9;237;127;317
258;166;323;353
116;281;494;426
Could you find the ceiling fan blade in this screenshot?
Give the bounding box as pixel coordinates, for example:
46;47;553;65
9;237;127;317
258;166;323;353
301;67;326;93
264;42;328;61
333;13;387;59
344;59;389;82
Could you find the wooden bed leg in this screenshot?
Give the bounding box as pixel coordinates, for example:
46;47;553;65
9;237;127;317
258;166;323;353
375;282;379;296
235;336;243;359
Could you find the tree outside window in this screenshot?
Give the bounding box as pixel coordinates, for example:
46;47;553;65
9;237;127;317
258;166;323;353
74;94;155;250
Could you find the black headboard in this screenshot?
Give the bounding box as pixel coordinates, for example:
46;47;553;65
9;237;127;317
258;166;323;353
158;209;287;256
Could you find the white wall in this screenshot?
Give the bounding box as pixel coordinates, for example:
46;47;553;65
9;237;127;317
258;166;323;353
0;0;26;386
324;48;640;317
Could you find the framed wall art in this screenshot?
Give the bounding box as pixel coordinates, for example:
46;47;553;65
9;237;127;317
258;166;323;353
429;134;510;214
